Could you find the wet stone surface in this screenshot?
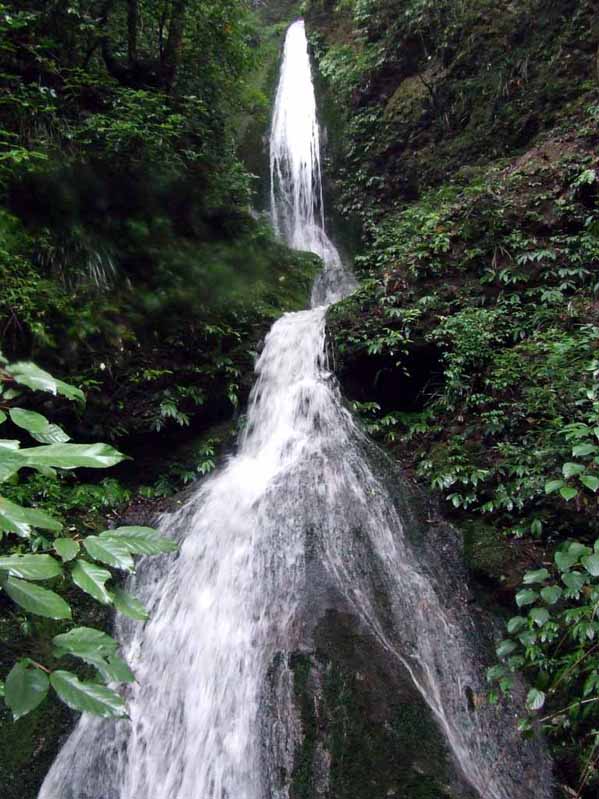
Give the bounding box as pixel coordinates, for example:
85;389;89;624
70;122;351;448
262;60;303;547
265;607;477;799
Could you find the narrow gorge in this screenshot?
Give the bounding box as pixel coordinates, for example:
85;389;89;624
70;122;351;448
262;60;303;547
37;20;552;799
1;2;598;797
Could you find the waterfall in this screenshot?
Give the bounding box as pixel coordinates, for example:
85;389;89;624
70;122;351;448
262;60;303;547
270;19;325;251
38;19;551;799
270;21;354;306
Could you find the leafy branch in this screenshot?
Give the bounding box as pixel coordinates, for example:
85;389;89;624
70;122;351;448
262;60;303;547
0;354;176;719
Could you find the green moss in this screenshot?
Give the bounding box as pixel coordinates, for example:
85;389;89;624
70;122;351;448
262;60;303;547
308;0;598;208
323;662;452;799
463;521;513;581
290;613;466;799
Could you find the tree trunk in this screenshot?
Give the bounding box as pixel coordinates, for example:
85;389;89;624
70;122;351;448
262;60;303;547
100;0;160;88
127;0;139;64
160;0;187;90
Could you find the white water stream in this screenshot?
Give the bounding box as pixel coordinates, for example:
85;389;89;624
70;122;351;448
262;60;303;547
39;19;550;799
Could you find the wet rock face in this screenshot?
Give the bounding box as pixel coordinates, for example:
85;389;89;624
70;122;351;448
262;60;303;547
261;440;553;799
265;609;477;799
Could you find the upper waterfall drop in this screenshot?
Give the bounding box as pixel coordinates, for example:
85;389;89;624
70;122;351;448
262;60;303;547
270;19;355;305
270;20;325;250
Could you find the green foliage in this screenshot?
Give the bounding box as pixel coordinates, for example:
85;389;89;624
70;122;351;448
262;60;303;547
0;355;175;719
313;38;384;106
543;372;599;503
0;0;309;791
490;538;599;793
329;143;599;544
312;0;599;790
0;0;315;505
49;670;127;719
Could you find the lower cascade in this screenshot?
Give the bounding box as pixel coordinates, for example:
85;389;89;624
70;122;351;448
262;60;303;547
39;19;552;799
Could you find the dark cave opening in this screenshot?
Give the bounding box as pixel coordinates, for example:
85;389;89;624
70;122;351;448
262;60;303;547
336;341;443;414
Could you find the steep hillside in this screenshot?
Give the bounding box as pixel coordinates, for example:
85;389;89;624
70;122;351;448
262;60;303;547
305;0;599;794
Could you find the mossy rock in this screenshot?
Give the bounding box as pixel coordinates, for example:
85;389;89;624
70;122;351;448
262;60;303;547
385;63;447;127
283;610;475;799
462;520;515;583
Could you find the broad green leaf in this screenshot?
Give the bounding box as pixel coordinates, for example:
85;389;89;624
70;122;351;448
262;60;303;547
559;486;578;502
523;568;549;585
7;362;84;402
31;423;70;445
541;585;562;605
496;639;517;657
555;550;578;572
573;443;598;457
9;408;50;434
529;607;550;627
487;664;506;682
49;671;126;718
5;661;49;720
516;588;538;607
7;362;56;394
0;496;62;536
562;462;585;479
83;536;134;572
52;627;118;669
99;526;177;556
53;627;134;685
545;479;564;494
0;449;26;482
568;542;592;558
0;410;6;424
98;654;134;684
20;443;125;470
0;554;62;581
53;626;117;657
519;630;537;647
110;586;149;621
9;408;70;444
3;577;71;619
54;538;80;562
562;571;585;593
526;688;546;711
582;554;599;577
70;560;112;604
507;616;527;633
580;474;599;493
87;653;135;684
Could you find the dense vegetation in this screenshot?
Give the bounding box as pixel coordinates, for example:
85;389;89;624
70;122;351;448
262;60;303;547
2;0;599;795
306;0;599;793
1;354;180;722
1;0;313;462
0;0;307;793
